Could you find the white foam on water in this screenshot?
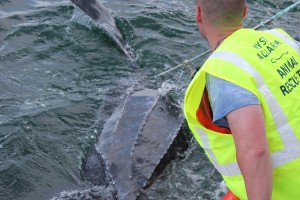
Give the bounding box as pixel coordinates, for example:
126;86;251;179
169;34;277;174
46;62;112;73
31;0;70;8
212;181;229;200
70;6;94;29
50;185;116;200
0;10;35;19
0;43;7;52
158;80;178;96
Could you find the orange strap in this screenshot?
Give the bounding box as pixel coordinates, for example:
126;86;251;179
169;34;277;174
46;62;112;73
222;190;240;200
196;87;231;134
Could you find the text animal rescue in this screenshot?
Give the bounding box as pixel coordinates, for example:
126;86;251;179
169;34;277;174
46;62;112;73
252;36;300;96
278;56;300;96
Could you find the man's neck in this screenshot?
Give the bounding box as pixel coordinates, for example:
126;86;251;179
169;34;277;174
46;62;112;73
206;25;243;50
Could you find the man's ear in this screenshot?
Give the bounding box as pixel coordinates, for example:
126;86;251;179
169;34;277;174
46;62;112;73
196;5;202;23
243;5;248;18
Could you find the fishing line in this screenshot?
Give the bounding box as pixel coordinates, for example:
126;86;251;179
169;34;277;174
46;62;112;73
157;0;300;77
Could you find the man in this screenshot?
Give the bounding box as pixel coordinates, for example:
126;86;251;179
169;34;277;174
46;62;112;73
184;0;300;199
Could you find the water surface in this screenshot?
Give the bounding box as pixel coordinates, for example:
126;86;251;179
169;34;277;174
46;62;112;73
0;0;299;199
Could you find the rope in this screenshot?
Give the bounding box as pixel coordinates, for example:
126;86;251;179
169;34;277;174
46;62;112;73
157;0;300;77
253;1;300;30
156;49;210;77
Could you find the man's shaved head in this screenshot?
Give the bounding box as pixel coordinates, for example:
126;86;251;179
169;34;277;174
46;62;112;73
197;0;246;27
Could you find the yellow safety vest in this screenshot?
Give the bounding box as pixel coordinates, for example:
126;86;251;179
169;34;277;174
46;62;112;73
184;28;300;200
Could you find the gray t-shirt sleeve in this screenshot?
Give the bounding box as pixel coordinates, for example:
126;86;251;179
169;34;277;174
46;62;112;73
206;74;260;128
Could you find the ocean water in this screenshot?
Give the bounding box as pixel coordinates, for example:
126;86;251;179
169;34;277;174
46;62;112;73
0;0;299;200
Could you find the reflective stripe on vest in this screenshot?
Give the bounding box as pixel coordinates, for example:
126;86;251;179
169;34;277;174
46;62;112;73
265;29;300;54
195;51;300;176
195;127;241;176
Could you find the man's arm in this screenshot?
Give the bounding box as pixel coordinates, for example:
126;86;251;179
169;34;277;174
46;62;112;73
227;105;273;200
